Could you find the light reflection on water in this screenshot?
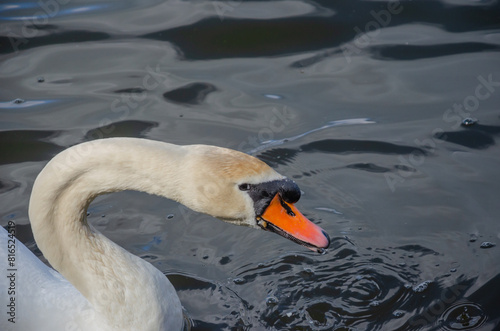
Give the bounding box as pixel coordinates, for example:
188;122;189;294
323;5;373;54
0;1;122;20
0;99;55;109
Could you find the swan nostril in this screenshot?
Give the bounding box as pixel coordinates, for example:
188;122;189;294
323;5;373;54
279;198;296;217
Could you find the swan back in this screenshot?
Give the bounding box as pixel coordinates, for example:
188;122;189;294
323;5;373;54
0;226;100;331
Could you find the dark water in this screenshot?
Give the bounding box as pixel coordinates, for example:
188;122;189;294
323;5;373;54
1;0;500;330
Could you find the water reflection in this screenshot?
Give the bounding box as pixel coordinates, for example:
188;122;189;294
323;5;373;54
434;124;500;149
163;83;217;105
300;139;428;155
371;43;500;61
85;120;159;140
0;130;63;165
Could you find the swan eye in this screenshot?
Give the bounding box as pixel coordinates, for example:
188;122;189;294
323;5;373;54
239;183;251;191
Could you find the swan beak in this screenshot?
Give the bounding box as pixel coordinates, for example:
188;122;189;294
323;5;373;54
259;194;330;252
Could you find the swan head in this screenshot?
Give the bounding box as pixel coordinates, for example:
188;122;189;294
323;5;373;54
180;145;330;252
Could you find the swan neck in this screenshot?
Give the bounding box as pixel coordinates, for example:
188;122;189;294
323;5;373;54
28;138;185;329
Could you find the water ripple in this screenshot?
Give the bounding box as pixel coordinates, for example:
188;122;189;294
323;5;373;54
249;118;374;155
222;239;421;329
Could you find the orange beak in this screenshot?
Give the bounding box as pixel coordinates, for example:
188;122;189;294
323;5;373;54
259;194;330;252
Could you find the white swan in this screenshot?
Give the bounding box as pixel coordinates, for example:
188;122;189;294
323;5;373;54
0;138;330;331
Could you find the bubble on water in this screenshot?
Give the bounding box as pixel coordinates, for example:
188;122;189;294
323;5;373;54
37;76;45;83
393;310;404;318
413;280;432;293
479;241;495;249
266;296;279;306
232;278;246;285
440;302;486;330
461;118;477;127
469;234;477;242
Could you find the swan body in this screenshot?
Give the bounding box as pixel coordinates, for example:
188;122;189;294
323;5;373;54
0;138;329;330
0;225;102;330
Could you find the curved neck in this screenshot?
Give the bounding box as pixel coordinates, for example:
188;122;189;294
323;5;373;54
28;138;185;329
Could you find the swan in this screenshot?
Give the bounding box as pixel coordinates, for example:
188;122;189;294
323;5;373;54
0;138;330;331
